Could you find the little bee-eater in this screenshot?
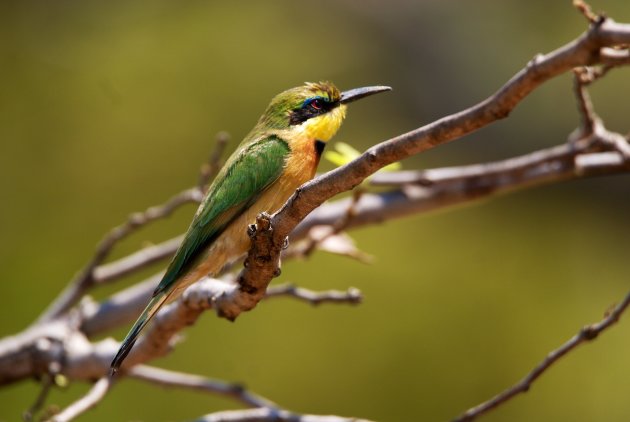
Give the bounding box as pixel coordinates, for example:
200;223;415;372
110;81;391;374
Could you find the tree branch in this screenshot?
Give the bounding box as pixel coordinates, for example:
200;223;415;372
36;133;230;326
35;188;202;325
235;17;630;313
0;277;364;386
298;136;628;238
265;283;362;306
2;131;628;386
128;365;276;408
92;237;182;284
452;290;630;422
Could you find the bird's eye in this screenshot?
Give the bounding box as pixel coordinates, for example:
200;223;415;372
309;99;323;111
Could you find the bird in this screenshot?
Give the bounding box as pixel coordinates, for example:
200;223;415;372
109;81;391;374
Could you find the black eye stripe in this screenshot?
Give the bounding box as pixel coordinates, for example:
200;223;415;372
289;96;340;125
302;97;329;113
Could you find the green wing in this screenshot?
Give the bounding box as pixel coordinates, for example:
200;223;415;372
153;135;290;296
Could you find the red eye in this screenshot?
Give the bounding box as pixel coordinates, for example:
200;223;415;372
310;99;323;110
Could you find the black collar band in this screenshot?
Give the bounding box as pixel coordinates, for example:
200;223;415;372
314;140;326;156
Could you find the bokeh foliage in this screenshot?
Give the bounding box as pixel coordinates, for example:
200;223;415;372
1;1;629;421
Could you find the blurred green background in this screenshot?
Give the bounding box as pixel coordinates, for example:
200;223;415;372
1;1;630;421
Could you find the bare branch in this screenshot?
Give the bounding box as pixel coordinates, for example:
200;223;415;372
129;365;276;408
295;135;630;240
215;213;283;322
81;276;362;339
3;135;628;386
0;276;364;387
81;131;628;336
297;189;364;258
80;275;161;337
575;151;626;172
600;47;630;66
193;408;375;422
115;274;365;371
265;283;362;306
92;236;182;284
36;188;202;324
235;18;630;308
453;290;630;422
36;135;229;326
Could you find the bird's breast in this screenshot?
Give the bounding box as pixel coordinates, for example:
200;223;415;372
179;135;321;288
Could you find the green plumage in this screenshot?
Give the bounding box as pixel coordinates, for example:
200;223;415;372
110;135;289;373
154;136;289;296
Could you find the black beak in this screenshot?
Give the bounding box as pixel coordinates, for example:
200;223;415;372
340;85;392;104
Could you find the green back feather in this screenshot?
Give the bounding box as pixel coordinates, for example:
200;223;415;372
153;135;290;296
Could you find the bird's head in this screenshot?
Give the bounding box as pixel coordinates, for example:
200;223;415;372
257;81;391;142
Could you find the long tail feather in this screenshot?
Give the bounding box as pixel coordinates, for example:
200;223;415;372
109;292;169;375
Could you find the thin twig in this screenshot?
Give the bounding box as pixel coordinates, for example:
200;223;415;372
572;67;598;135
330;188;364;233
452;290;630;422
48;377;111;422
38;131;228;325
265;283;362;306
92;236;183;284
80;274;162;337
23;373;55;422
36;188;202;324
129;365;276;408
573;0;600;24
298;189;364;258
193;407;375;422
199;131;230;192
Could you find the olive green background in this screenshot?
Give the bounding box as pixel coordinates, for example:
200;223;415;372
1;1;629;421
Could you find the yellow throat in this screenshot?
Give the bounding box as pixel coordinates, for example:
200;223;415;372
300;104;348;142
